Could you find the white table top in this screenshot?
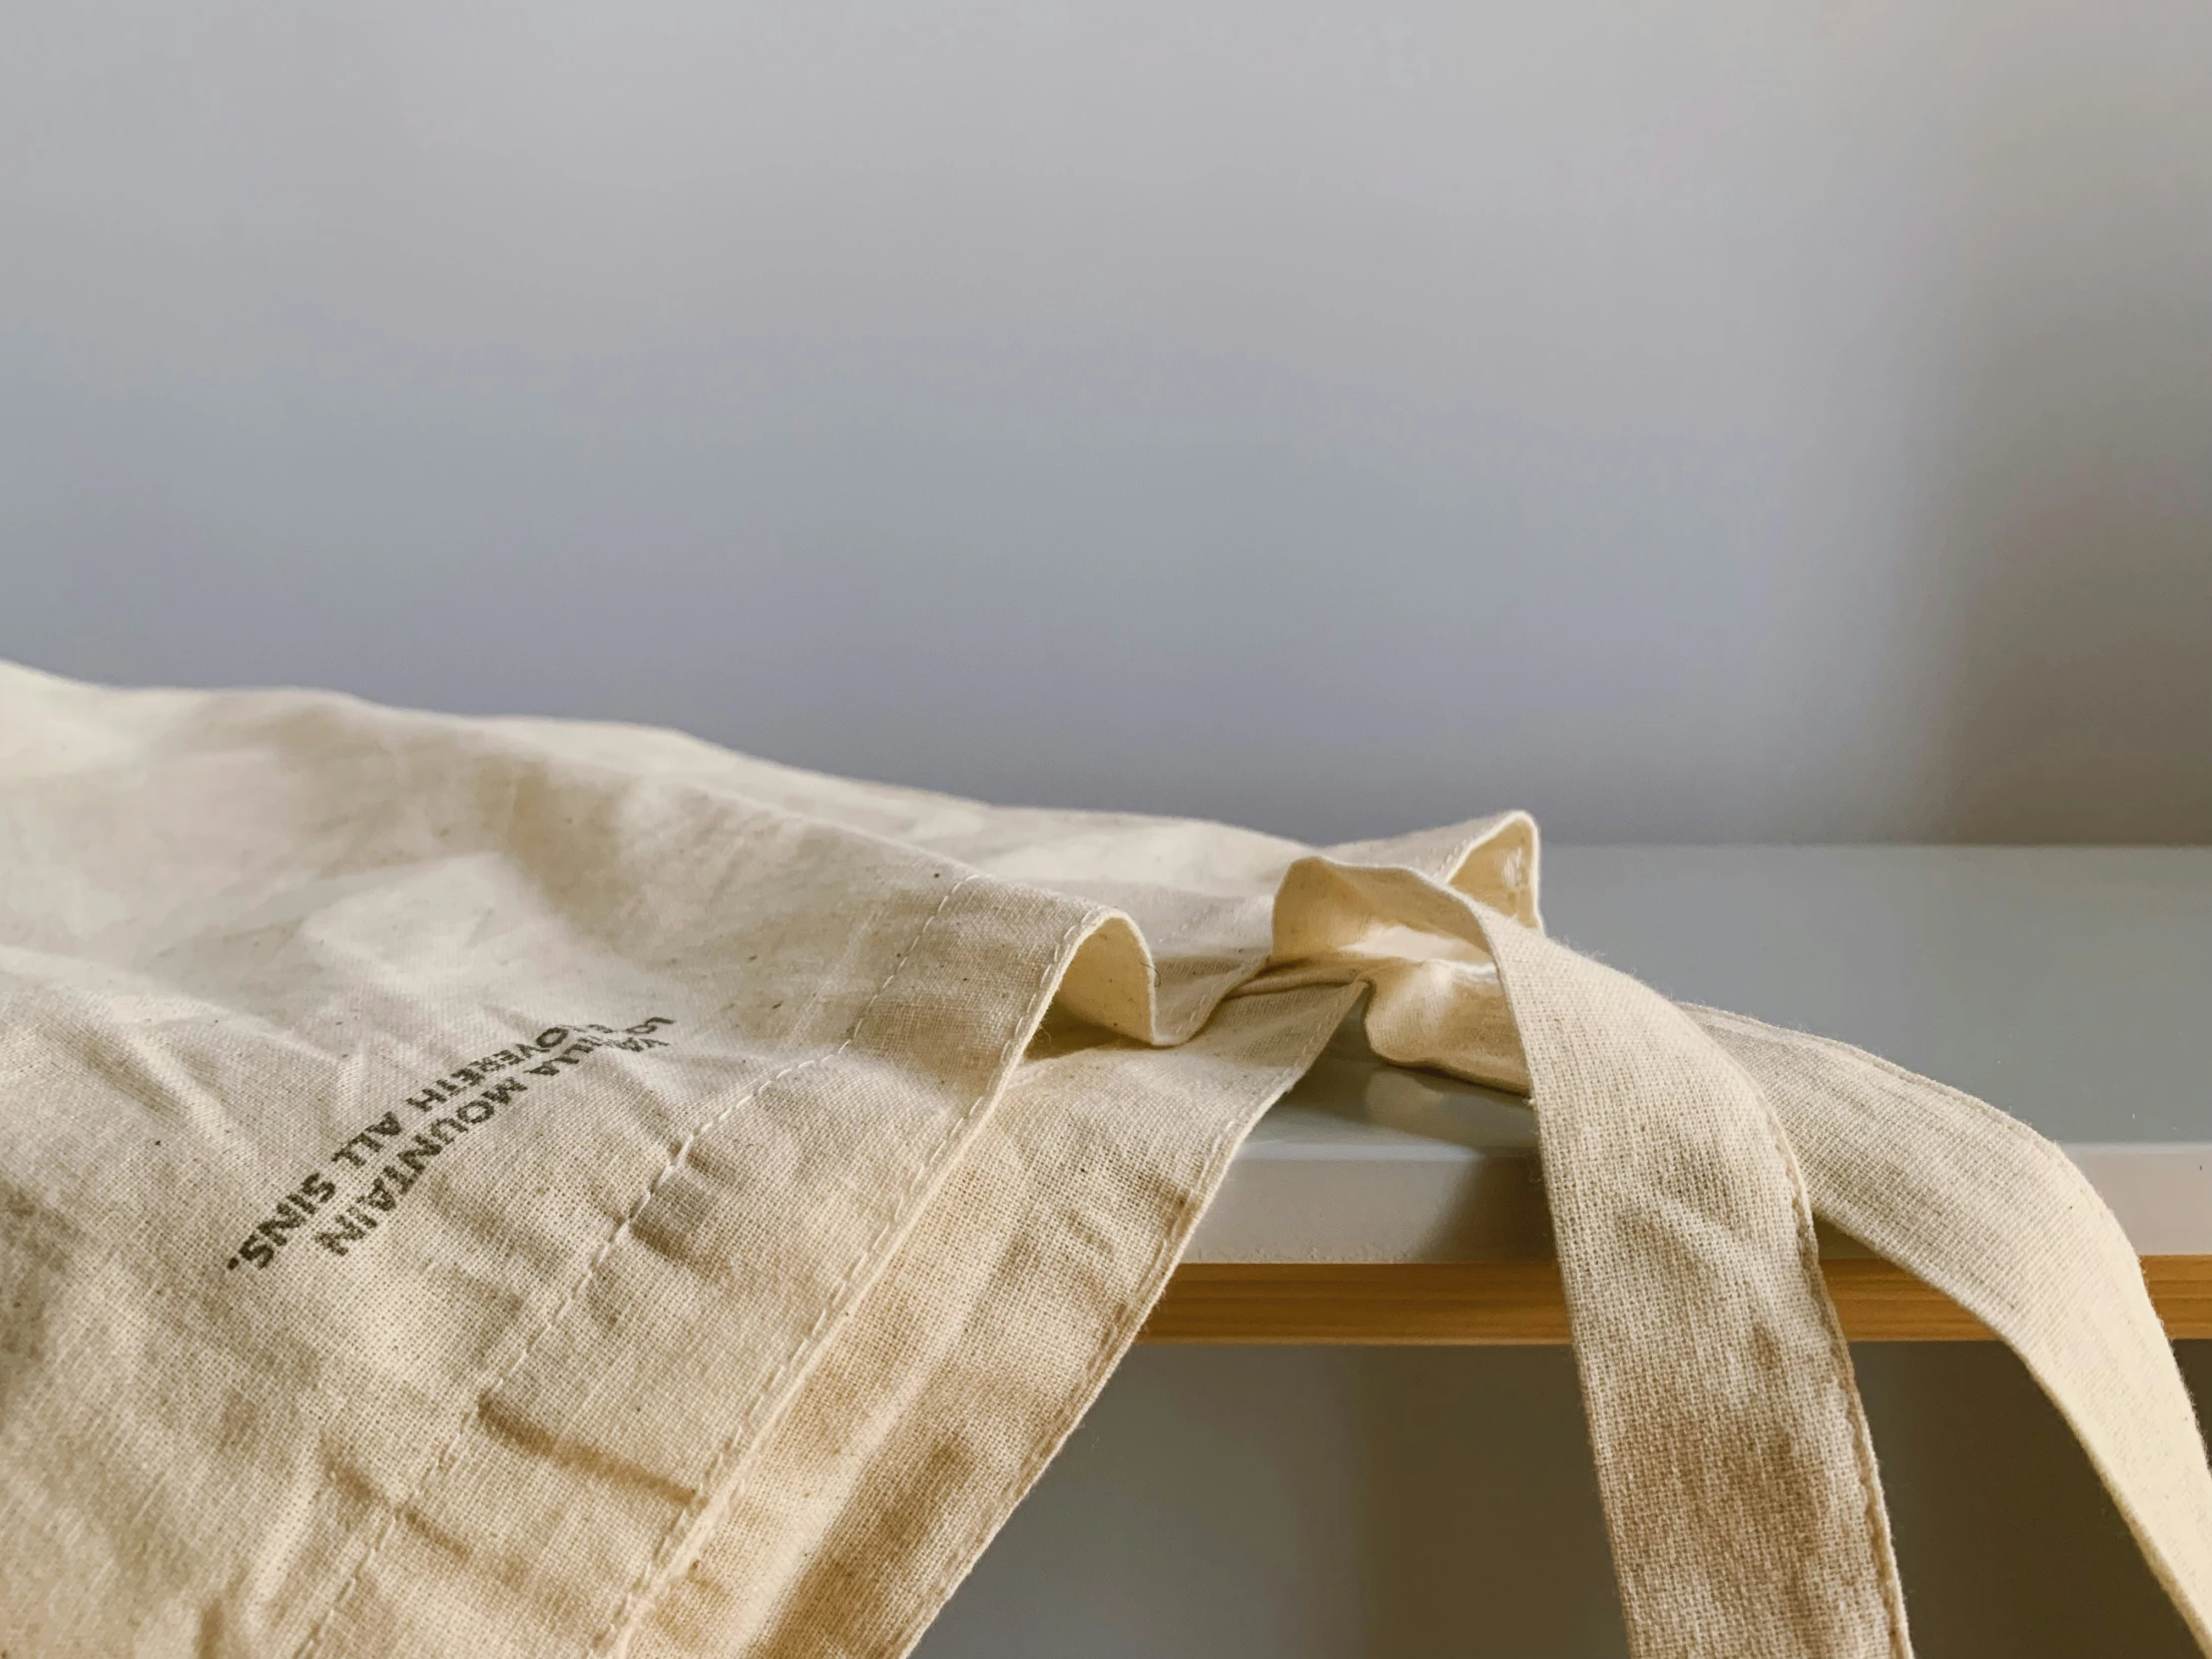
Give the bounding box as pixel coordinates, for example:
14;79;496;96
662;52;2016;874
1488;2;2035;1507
1189;846;2212;1263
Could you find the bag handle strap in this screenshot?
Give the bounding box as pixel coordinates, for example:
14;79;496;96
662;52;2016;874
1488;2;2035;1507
1697;1005;2212;1654
1470;894;1914;1658
1268;852;2212;1657
1273;856;1910;1655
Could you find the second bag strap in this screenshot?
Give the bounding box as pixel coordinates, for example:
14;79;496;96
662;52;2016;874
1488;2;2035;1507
1696;1005;2212;1656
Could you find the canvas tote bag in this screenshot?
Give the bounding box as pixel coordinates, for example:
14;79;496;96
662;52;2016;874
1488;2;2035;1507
1;659;2207;1659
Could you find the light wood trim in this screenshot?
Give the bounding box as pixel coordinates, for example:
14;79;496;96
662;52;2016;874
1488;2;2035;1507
1139;1256;2212;1345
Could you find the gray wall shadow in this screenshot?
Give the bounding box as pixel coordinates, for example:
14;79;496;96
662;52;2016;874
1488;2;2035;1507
1910;6;2212;842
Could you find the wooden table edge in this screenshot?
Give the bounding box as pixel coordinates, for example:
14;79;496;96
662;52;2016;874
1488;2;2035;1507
1139;1256;2212;1345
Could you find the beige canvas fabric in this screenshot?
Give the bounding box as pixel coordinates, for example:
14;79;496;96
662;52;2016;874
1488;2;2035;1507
0;659;2206;1659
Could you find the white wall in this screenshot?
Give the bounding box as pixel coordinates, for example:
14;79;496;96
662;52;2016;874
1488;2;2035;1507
6;0;2210;843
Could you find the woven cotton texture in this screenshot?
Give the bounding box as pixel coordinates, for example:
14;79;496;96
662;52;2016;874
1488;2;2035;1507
0;662;2205;1659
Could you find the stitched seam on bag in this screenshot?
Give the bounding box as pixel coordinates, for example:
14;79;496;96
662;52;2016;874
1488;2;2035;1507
586;901;1107;1659
289;868;987;1659
863;1048;1269;1659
